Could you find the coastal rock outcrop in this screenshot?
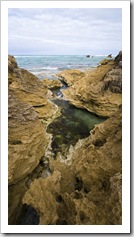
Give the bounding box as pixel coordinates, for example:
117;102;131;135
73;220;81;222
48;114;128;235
57;69;85;86
8;89;49;184
8;55;59;120
23;107;122;225
8;55;58;224
107;54;112;58
8;53;122;225
61;54;122;117
42;78;63;89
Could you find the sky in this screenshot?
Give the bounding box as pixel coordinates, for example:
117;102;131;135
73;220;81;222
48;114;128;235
8;8;122;55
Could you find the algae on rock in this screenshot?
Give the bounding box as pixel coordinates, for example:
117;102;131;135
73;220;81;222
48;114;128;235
23;107;122;225
8;53;122;225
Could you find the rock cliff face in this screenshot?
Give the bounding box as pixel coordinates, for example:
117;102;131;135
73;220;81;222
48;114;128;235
8;89;48;185
58;55;122;117
8;56;58;224
23;107;122;225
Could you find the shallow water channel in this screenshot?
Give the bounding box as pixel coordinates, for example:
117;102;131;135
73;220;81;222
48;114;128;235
47;90;106;157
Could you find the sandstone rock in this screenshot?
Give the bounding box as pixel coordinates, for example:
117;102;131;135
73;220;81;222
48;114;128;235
8;55;18;73
8;89;51;224
8;89;49;185
103;68;122;93
8;55;59;224
8;54;122;225
23;107;122;225
62;55;121;117
23;171;61;224
57;69;85;86
42;78;63;89
8;177;28;224
8;55;59;120
99;59;113;65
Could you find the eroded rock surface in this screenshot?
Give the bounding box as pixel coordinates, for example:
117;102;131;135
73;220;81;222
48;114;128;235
23;107;122;225
8;53;122;225
8;56;58;224
8;89;49;184
42;78;63;89
61;55;122;117
57;69;85;86
8;55;59;120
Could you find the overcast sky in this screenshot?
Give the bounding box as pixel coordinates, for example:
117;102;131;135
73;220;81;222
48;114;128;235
8;8;122;55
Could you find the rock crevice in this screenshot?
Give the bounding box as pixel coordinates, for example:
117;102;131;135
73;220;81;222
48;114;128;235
8;53;122;225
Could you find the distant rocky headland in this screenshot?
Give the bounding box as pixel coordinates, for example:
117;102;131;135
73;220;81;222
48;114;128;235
8;51;122;225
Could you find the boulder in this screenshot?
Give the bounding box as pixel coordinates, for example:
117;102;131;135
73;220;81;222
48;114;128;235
107;54;112;58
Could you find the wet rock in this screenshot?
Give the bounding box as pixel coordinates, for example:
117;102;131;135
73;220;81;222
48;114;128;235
8;54;122;225
23;107;122;225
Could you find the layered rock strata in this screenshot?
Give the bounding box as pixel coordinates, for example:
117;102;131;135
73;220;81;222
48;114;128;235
57;69;85;86
8;56;58;224
8;55;59;120
58;55;122;117
9;53;122;225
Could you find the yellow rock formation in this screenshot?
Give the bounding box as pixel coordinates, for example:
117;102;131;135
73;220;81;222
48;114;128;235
42;78;63;89
60;59;121;117
23;107;122;225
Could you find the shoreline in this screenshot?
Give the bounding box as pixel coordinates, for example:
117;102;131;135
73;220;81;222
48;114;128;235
8;52;122;225
14;54;113;80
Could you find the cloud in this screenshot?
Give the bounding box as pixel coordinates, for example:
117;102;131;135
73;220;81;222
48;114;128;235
8;8;122;55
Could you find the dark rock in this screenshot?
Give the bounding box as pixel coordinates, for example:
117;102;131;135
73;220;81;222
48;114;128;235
8;55;18;73
114;51;122;65
20;204;40;225
107;54;112;58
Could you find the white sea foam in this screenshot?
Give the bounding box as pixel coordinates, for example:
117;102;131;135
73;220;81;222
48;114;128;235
15;55;107;79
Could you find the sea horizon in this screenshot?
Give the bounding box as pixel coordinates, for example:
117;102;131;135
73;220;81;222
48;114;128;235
13;54;116;57
14;54;114;80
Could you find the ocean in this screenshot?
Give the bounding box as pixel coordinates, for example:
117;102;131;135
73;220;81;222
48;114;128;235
14;55;111;80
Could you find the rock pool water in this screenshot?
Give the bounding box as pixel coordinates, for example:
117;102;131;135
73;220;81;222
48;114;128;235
47;97;106;157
